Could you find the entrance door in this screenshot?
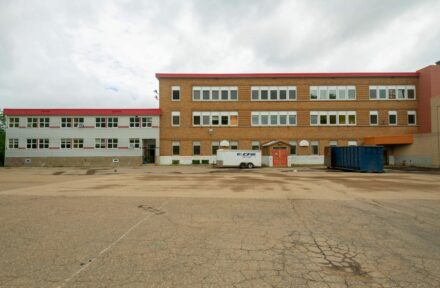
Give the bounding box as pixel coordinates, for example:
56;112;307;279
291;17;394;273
272;147;288;168
142;139;156;164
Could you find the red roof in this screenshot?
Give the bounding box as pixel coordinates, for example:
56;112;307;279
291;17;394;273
156;72;419;79
3;108;161;116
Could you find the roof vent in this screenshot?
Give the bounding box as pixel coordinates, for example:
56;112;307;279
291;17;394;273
436;60;440;65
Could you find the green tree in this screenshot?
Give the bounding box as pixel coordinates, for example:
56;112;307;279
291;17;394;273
0;110;5;166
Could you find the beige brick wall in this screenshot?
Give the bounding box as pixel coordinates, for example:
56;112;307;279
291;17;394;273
159;76;419;156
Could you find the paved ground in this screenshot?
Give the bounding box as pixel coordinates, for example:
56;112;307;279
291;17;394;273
0;166;439;288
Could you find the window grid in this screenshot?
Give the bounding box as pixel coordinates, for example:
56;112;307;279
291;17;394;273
251;86;297;101
8;139;19;149
310;111;356;126
251;111;297;126
192;86;238;101
9;117;20;128
193;112;238;127
369;85;416;100
310;86;356;101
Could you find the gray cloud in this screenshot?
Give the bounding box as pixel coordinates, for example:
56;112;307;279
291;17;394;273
0;0;439;109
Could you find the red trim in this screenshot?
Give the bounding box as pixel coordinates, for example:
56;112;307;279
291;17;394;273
152;125;159;128
84;147;94;149
4;108;161;116
118;126;129;128
118;147;129;149
49;147;60;149
155;72;419;79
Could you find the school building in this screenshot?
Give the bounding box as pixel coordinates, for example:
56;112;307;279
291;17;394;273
157;63;440;167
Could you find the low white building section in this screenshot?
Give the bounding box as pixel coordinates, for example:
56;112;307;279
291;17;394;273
4;108;161;165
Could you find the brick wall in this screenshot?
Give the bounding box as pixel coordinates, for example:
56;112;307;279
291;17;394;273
159;76;419;156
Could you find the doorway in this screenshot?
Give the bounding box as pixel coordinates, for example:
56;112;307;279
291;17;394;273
142;139;156;164
272;146;288;168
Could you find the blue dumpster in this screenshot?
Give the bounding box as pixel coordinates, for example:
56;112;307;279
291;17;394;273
327;146;384;173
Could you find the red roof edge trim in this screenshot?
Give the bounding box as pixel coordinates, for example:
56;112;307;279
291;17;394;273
3;108;161;116
155;72;419;79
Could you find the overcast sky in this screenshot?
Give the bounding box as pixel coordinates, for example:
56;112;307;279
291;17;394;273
1;0;439;109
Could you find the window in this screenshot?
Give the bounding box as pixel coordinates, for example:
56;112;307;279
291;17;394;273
329;140;338;147
171;86;180;101
107;139;118;149
107;117;118;128
369;87;377;99
61;139;72;149
193;141;201;155
251;141;260;150
8;139;19;149
388;111;397;125
172;141;180;155
96;117;106;128
290;141;297;155
130;117;140;128
310;111;355;126
370;111;378;125
142;117;152;127
130;138;140;148
39;139;49;149
39;118;50;128
61;118;72;128
73;139;84;149
230;141;238;150
192;112;238;127
311;86;356;101
192;86;238;101
73;118;84;128
370;85;416;100
27;139;37;149
95;138;106;149
407;111;416;125
211;141;219;155
9;117;20;128
311;141;319;155
251;111;297;126
171;112;180;127
27;118;38;128
251;86;297;101
348;141;358;146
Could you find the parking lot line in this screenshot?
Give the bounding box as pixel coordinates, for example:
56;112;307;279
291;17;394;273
55;198;172;288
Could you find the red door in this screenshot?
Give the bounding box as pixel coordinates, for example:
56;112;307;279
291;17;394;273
272;147;288;168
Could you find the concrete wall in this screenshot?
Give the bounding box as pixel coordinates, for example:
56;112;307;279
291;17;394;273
5;156;143;167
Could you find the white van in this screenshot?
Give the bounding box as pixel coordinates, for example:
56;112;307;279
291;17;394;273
216;149;262;169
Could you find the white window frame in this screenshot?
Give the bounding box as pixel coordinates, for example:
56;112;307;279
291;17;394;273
39;118;50;128
96;117;107;128
8;139;19;149
310;86;356;101
73;139;84;149
171;111;180;127
27;118;38;128
61;138;73;149
289;141;297;155
407;111;417;125
369;85;416;100
251;86;297;101
388;111;398;125
250;111;297;126
130;117;140;128
348;141;358;146
311;141;319;155
369;111;379;126
310;111;356;126
107;117;118;128
251;141;260;150
8;117;20;128
172;141;180;155
73;117;85;128
129;138;140;148
95;138;106;149
229;141;238;150
192;111;238;127
142;117;152;127
171;86;180;101
329;140;338;147
192;141;201;155
107;138;118;149
192;86;238;101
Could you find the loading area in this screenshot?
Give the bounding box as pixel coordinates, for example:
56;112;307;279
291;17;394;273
0;166;439;287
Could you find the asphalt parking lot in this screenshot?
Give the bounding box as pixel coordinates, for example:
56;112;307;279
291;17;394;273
0;166;439;288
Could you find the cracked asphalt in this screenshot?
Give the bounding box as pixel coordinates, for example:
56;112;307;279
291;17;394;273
0;166;439;288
